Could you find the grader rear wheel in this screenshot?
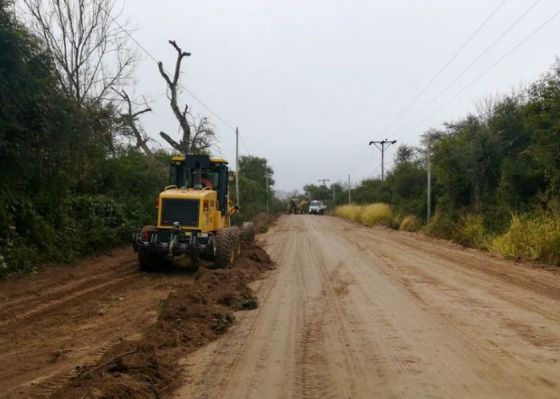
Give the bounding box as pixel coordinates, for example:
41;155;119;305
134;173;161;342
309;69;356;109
240;222;255;244
213;228;234;269
230;227;241;256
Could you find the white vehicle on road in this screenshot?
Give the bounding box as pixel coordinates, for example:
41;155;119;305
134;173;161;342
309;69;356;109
308;200;327;215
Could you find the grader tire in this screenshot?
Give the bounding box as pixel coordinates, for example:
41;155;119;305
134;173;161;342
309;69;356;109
229;227;241;257
189;254;200;273
213;229;234;269
240;222;255;244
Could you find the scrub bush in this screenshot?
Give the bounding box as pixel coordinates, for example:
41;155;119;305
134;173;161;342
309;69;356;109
359;203;392;226
489;212;560;265
400;215;422;232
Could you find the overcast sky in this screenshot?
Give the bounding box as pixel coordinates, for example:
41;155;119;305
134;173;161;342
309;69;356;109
124;0;560;191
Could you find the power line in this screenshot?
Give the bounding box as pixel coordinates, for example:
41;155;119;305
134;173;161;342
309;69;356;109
178;83;237;130
380;0;507;133
399;5;560;142
388;0;543;138
238;134;252;154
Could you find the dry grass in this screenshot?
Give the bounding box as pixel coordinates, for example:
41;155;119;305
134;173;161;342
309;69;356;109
400;215;422;232
335;203;392;227
359;203;392;226
454;214;488;249
334;205;363;222
489;213;560;265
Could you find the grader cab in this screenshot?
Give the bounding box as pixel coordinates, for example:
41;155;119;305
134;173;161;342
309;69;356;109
133;154;254;271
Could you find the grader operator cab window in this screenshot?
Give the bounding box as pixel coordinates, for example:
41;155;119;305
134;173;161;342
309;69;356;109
206;172;219;189
168;155;229;215
169;162;186;187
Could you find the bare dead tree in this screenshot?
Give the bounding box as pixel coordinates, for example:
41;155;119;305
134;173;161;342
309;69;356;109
158;40;193;153
115;90;153;155
23;0;137;106
159;114;217;155
189;115;217;155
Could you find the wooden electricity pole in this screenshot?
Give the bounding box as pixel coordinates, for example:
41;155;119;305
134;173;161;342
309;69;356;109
369;139;397;181
235;127;240;206
348;175;351;205
427;150;432;223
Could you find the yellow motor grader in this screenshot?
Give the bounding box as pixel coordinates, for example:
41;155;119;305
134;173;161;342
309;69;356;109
286;198;308;214
132;154;254;271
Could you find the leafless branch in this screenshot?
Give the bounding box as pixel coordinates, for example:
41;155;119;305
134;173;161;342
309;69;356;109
157;40;192;153
115;90;154;157
23;0;138;107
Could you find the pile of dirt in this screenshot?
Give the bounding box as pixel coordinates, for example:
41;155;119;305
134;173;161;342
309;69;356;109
52;244;274;399
251;212;279;234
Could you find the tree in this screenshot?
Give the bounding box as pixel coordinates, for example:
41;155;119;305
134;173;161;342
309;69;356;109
394;144;415;165
157;40;217;155
157;40;192;153
189;115;217;155
237;155;274;219
23;0;137;107
115;90;153;156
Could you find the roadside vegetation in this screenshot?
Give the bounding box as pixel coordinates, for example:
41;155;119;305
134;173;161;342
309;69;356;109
327;60;560;266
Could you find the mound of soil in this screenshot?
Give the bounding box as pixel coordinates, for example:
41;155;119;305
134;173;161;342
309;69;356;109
252;212;278;234
52;244;274;399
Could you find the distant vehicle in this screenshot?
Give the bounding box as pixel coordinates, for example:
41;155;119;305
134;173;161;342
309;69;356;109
309;200;327;215
286;198;308;214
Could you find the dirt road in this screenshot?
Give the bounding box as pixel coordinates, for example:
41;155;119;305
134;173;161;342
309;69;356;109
177;215;560;399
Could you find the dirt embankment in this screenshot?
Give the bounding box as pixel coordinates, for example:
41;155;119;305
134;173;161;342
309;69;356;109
50;244;274;399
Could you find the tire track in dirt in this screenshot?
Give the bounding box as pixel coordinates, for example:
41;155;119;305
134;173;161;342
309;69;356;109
174;215;560;399
322;216;560;396
0;249;183;399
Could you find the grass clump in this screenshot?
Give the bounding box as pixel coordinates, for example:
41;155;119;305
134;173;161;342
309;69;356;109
335;205;363;222
400;215;422;232
335;203;393;226
360;203;392;226
423;209;457;239
454;214;488;249
489;212;560;265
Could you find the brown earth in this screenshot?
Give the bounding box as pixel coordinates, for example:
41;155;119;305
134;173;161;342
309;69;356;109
2;214;560;398
177;215;560;399
0;237;274;398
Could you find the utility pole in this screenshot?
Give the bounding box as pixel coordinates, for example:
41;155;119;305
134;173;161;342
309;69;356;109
369;139;397;181
348;175;351;205
318;178;330;202
427;149;432;223
235;127;240;207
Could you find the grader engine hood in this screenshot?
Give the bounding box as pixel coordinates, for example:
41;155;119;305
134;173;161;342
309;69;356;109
157;189;216;229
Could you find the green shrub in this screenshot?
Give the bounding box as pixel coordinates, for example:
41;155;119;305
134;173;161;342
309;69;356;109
454;214;488;249
400;215;422;232
423;209;458;239
360;203;392;226
489;212;560;265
